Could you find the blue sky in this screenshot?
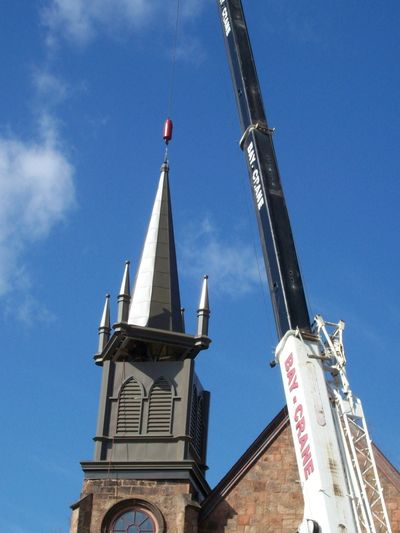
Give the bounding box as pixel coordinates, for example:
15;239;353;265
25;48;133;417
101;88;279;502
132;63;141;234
1;1;399;531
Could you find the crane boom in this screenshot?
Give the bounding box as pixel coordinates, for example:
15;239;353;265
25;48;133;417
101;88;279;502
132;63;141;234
217;0;310;339
217;1;393;532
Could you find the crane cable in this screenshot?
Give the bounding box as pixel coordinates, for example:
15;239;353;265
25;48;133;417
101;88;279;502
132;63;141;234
167;0;181;118
164;0;181;161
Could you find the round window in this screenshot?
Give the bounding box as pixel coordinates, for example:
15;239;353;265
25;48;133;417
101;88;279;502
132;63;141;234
111;508;156;533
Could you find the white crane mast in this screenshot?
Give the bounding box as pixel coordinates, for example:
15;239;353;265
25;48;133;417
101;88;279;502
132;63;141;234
275;318;392;532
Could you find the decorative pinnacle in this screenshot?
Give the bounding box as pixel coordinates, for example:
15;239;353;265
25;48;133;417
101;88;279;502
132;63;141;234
117;261;131;323
198;274;210;312
197;275;210;337
119;261;130;295
181;307;186;333
97;293;111;356
100;293;111;329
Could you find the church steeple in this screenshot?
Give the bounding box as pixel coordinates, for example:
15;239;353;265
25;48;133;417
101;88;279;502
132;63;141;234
79;156;212;515
128;161;183;332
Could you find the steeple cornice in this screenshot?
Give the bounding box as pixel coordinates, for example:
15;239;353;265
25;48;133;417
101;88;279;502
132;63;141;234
96;322;211;365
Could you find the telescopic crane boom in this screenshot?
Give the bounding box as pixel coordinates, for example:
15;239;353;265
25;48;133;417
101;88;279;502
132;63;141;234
217;1;392;532
217;0;310;340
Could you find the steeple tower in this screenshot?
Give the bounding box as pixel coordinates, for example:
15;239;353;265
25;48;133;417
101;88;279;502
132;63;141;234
72;157;212;532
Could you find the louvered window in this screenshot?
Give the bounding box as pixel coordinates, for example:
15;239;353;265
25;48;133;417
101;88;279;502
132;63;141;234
193;396;204;457
116;378;143;434
147;378;172;433
190;387;198;441
190;387;205;458
194;396;204;457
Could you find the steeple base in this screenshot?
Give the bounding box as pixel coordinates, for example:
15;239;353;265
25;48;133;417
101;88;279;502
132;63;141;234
70;476;206;533
81;459;210;500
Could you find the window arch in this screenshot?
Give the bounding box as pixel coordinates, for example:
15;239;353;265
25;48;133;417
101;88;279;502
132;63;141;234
116;377;143;434
147;378;173;433
111;508;155;532
101;499;164;533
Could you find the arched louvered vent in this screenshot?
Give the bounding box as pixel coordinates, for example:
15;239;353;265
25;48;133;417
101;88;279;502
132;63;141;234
194;396;205;457
116;378;143;434
147;378;173;433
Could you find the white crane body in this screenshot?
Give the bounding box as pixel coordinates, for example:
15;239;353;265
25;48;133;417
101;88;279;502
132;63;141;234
276;330;358;532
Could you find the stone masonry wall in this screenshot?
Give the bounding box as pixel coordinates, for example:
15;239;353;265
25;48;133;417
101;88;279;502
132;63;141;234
375;447;400;533
199;424;400;533
384;476;400;533
200;425;303;533
70;426;400;532
71;478;200;533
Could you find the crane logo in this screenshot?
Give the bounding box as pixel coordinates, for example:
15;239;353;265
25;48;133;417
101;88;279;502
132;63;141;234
247;142;265;211
284;352;315;481
219;2;232;37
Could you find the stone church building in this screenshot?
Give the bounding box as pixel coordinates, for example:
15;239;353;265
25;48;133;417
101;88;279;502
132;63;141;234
70;161;400;532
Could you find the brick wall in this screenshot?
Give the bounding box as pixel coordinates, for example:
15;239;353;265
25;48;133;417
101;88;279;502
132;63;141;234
200;424;303;533
71;478;201;533
374;446;400;532
199;422;400;533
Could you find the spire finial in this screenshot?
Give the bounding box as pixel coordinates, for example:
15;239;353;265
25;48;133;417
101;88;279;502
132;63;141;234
117;261;131;323
96;293;111;357
197;275;210;337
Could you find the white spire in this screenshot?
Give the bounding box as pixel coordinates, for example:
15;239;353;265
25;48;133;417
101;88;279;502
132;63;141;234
128;162;183;331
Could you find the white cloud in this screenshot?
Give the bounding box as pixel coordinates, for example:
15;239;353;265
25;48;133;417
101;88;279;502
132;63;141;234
264;0;321;45
0;118;75;297
180;0;207;19
32;69;69;105
43;0;164;45
180;217;264;298
175;36;206;65
5;294;56;326
42;0;209;47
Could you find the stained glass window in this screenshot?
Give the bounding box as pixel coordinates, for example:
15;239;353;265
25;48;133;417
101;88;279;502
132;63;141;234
111;509;156;533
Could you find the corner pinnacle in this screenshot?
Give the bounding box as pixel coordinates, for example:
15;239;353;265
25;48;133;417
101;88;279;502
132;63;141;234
117;261;131;323
197;275;210;337
96;293;111;357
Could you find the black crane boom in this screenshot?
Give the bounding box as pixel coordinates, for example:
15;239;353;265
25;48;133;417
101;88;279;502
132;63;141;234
217;0;311;339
